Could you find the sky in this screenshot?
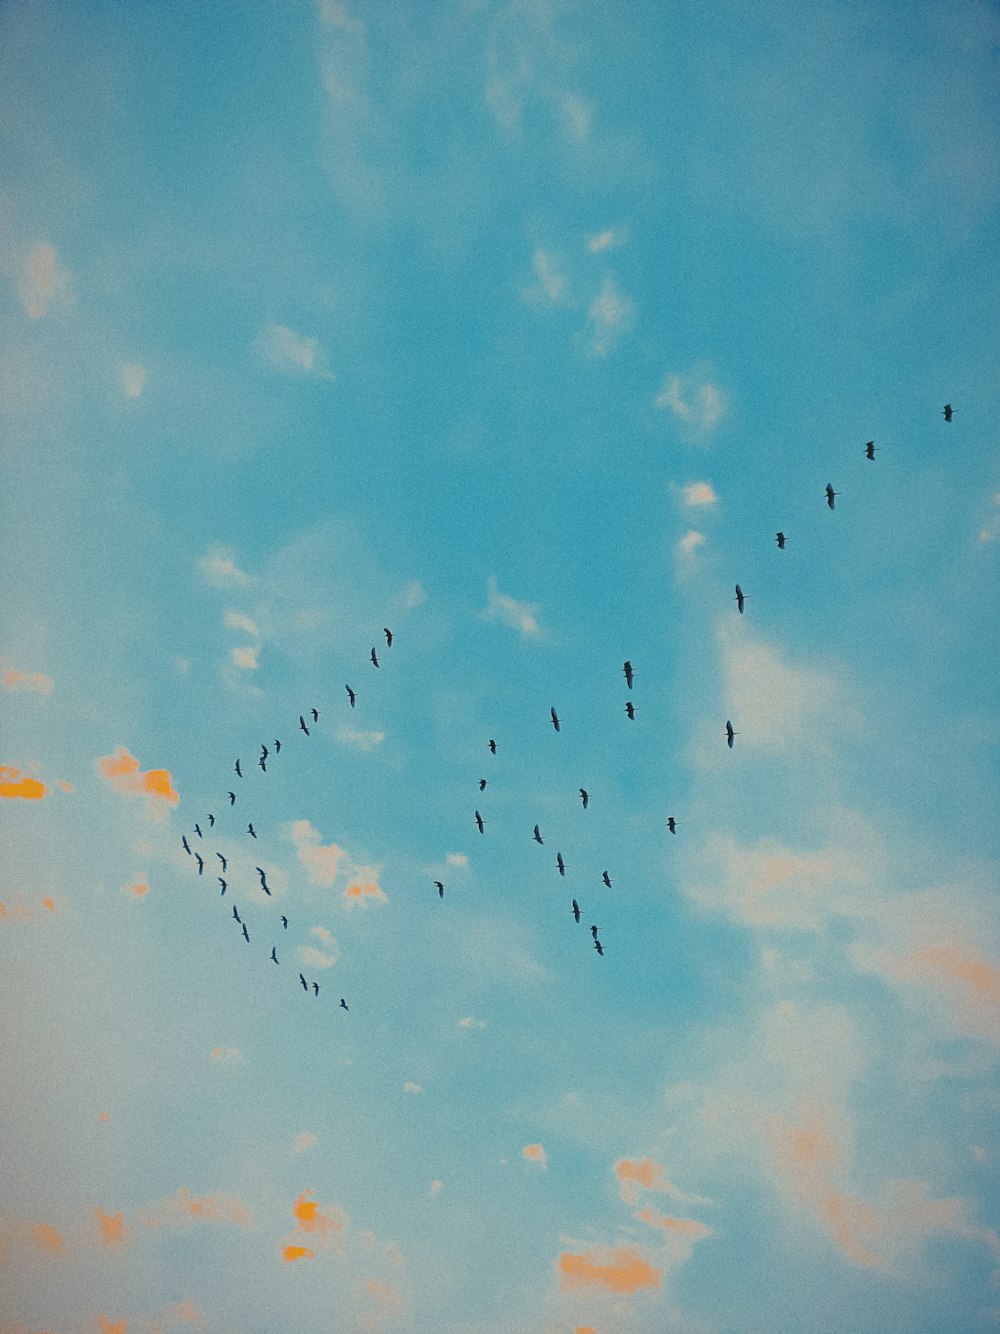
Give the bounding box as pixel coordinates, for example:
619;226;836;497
1;1;999;1330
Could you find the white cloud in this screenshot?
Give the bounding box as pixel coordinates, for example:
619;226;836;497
403;1081;423;1095
255;323;334;379
294;1131;317;1153
230;645;259;671
19;242;72;319
400;579;426;609
198;544;251;588
298;943;340;970
522;247;570;306
978;492;1000;543
446;853;469;868
171;656;191;675
287;820;346;888
121;362;147;399
481;576;543;638
458;1016;487;1030
224;610;259;636
583;275;634;357
655;369;728;438
680;482;718;508
677;529;706;557
586;225;628;253
338;724;385;751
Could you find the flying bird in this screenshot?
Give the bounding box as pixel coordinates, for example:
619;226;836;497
232;906;241;923
299;715;310;736
258;755;267;773
207;813;215;828
776;531;786;549
479;778;487;791
726;720;737;749
384;628;393;647
312;981;319;996
247;822;257;838
488;738;496;754
370;647;380;668
625;701;635;720
270;946;278;964
217;852;227;871
602;871;612;888
274;739;281;753
624;660;634;690
572;899;581;923
594;938;604;956
228;791;236;805
556;852;565;876
339;997;349;1011
943;403;953;422
194;824;202;839
260;744;268;761
195;853;204;876
475;810;485;834
825;483;838;510
735;584;746;614
865;440;876;460
299;973;308;992
256;867;271;896
218;877;227;895
311;708;319;722
234;759;242;778
434;880;444;898
667;817;677;834
281;915;288;929
550;707;560;733
346;685;356;707
241;923;250;943
590;924;600;939
182;835;191;855
580;788;589;809
533;824;544;845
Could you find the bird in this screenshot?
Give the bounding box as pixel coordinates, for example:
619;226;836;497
943;403;953;422
580;788;589;809
281;915;288;929
299;973;308;992
384;628;393;647
260;744;268;761
311;707;319;722
346;685;356;708
776;531;786;549
207;813;215;828
228;791;236;805
667;817;677;834
865;440;876;460
194;823;202;839
624;660;634;690
479;778;487;791
602;871;612;888
488;739;496;754
826;483;838;510
195;853;204;876
182;835;191;855
735;583;746;614
312;981;319;997
594;938;604;956
556;852;566;876
435;880;444;898
218;877;227;895
274;738;281;753
625;701;635;720
217;853;227;871
590;924;600;939
247;822;257;838
234;759;242;778
370;647;380;668
550;706;560;732
232;905;241;923
726;720;737;749
270;946;278;964
475;810;485;833
299;715;310;736
256;867;271;896
339;997;349;1011
241;923;250;943
572;900;581;923
533;824;544;845
258;755;267;773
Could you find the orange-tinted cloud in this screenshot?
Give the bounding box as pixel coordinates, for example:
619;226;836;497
294;1131;317;1152
20;241;72;318
124;881;150;899
522;1143;547;1167
558;1245;663;1294
614;1157;709;1208
140;1187;252;1230
575;1327;598;1334
911;945;1000;1003
635;1208;711;1240
288;820;346;887
96;748;179;806
99;1111;111;1123
147;1299;204;1329
282;1243;314;1262
42;896;56;913
97;1319;127;1334
0;765;47;799
343;878;387;907
33;1223;64;1254
96;1207;125;1248
2;666;54;695
290;1191;347;1239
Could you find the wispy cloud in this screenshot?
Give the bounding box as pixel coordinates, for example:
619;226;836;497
121;362;147;399
0;765;48;800
288;819;347;888
481;576;543;638
139;1186;253;1230
96;747;179;807
338;724;385;751
19;241;72;318
2;664;54;695
586;225;628;253
557;1244;663;1294
676;529;706;558
655;367;728;439
223;610;259;636
522;1142;547;1168
679;481;718;508
255;323;334;379
614;1158;713;1209
294;1132;317;1153
403;1081;423;1095
298;943;340;970
522;247;570;306
979;492;1000;543
343;875;387;908
197;544;251;588
582;275;634;357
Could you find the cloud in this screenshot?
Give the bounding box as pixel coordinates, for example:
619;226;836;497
210;1046;241;1064
223;610;259;636
979;492;1000;543
338;725;385;751
298;944;340;970
557;1245;663;1294
446;853;469;868
583;275;634;357
586;225;628;253
147;1299;205;1331
97;1319;126;1334
403;1082;423;1095
522;248;570;306
19;242;72;318
399;579;426;609
290;1190;347;1241
458;1015;487;1030
481;576;543;637
197;544;251;588
614;1158;712;1209
343;876;387;908
679;482;718;508
430;1180;443;1196
96;748;179;806
288;820;347;888
294;1132;317;1153
282;1243;315;1263
0;766;47;800
2;665;54;695
32;1223;63;1254
123;881;149;899
522;1143;547;1168
95;1208;125;1248
139;1187;252;1230
121;363;147;399
655;368;727;438
677;529;706;558
0;894;60;922
230;645;259;670
255;323;334;379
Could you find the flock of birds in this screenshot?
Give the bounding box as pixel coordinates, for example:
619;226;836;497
178;407;956;1000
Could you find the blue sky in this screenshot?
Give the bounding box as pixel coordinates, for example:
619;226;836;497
1;1;999;1331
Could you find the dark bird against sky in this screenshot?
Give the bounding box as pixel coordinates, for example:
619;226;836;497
281;915;288;929
270;947;278;964
594;939;604;956
218;878;227;895
826;483;838;510
182;835;190;855
311;707;319;722
667;817;677;834
556;852;565;876
435;881;444;898
228;791;236;805
580;788;589;809
384;627;393;646
234;760;242;778
340;998;349;1011
602;871;612;888
475;810;485;833
624;660;634;690
247;822;257;838
550;706;560;732
346;685;356;707
572;900;581;923
726;720;737;749
217;853;227;871
625;701;635;720
943;403;953;422
735;584;746;614
299;973;308;992
195;853;203;875
298;715;310;735
488;739;496;754
533;824;543;844
776;531;786;549
370;647;380;668
865;440;876;460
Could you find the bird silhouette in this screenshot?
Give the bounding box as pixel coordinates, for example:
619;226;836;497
299;973;308;992
475;810;485;834
299;715;310;736
726;720;737;749
217;853;227;871
247;823;257;838
865;440;876;460
533;824;544;845
346;685;356;707
550;707;560;732
232;905;241;923
194;823;202;839
311;707;319;722
594;939;604;956
776;531;786;549
195;853;204;876
479;778;487;791
274;739;281;753
256;867;271;896
182;835;191;855
735;584;746;614
207;813;215;828
384;628;393;647
281;915;288;929
260;744;268;761
602;871;612;888
339;997;349;1011
580;788;589;809
270;946;278;964
258;755;266;773
228;791;237;805
625;701;635;720
370;647;380;668
624;660;634;690
241;923;250;943
826;483;838;510
572;899;581;923
556;852;566;876
590;924;600;939
218;877;227;895
234;759;242;778
943;403;953;422
435;880;444;898
488;739;496;754
667;817;677;834
312;981;319;996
